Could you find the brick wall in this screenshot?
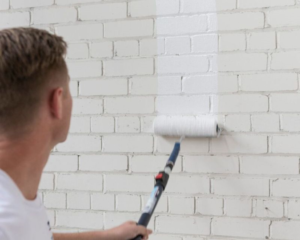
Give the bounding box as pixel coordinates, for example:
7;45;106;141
2;0;300;239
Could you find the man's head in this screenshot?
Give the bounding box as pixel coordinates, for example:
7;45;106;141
0;28;72;144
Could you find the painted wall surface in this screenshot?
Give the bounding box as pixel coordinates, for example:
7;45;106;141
1;0;300;239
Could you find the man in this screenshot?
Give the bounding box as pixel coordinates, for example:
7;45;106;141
0;28;152;240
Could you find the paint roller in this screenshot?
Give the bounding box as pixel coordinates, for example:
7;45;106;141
130;116;221;240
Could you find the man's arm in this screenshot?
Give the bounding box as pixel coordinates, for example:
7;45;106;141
53;221;152;240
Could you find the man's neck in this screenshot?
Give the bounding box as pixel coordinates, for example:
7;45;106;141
0;130;52;200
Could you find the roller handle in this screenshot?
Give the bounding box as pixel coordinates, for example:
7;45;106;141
168;142;180;166
130;143;181;240
131;235;142;240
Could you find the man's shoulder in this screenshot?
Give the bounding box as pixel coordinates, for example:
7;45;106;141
0;206;27;240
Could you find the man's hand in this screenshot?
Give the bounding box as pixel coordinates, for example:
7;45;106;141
53;221;153;240
105;221;152;240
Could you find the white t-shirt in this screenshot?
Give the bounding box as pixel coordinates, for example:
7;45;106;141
0;169;53;240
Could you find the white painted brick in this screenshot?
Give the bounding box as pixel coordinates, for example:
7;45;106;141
0;12;30;29
105;212;154;230
33;7;77;24
39;173;54;190
271;94;300;112
183;238;205;240
79;2;126;21
156;16;207;35
181;0;236;13
169;196;194;214
103;135;153;153
91;116;114;133
156;216;210;235
114;40;139;57
44;192;66;209
69;116;90;133
105;97;154;114
140;38;165;56
183;156;239;174
141;116;155;133
224;199;252;217
142;195;168;213
213;178;269;196
279;30;300;49
269;9;300;27
272;52;300;70
90;42;113;58
72;98;103;115
165;36;190;55
218;12;264;31
130;155;181;173
241;156;299;175
255;199;284;218
0;0;9;10
80;79;127;96
218;53;267;72
213;94;268;113
192;34;218;53
196;198;223;216
128;0;179;17
248;32;276;50
241;73;298;92
116;117;140;133
225;114;251;132
57;173;102;191
105;19;153;38
56;0;102;4
166;176;210;194
183;75;238;94
212;218;270;239
281;114;300;132
273;179;300;197
156;136;209;154
55;23;103;41
156;96;209;114
239;0;295;8
105;175;153;193
56;211;103;229
67;43;88;60
68;61;102;79
219;33;246;52
288;200;300;219
91;193;114;211
69;81;78;97
252;114;279;132
56;135;101;153
149;235;181;240
272;221;300;240
67;192;90;210
32;25;53;33
211;135;267;154
45;155;78;172
130;76;181;95
11;0;53;8
116;194;140;212
79;155;127;172
272;135;300;154
104;58;153;76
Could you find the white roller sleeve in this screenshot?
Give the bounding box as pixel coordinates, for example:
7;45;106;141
153;116;221;137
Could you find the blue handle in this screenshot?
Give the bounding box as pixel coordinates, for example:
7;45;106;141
168;142;180;164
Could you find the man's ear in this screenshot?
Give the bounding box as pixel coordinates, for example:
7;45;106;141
49;87;64;119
